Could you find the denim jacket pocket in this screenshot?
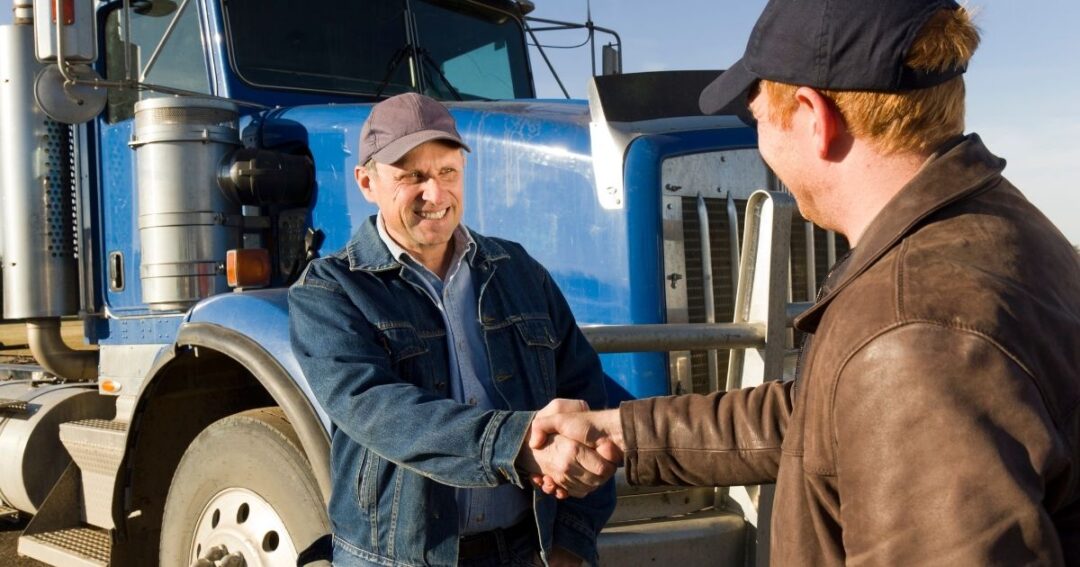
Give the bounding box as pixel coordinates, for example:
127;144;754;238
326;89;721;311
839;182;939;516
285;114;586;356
514;317;561;349
378;324;433;388
513;316;560;400
356;447;378;512
378;324;428;362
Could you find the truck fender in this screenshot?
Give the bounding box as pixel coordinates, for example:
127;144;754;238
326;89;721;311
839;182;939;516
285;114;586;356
172;322;331;500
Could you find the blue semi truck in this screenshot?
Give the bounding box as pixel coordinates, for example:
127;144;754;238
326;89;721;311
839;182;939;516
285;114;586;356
0;1;845;565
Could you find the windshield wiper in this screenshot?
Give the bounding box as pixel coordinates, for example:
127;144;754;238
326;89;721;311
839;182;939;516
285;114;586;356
416;48;465;101
373;45;414;100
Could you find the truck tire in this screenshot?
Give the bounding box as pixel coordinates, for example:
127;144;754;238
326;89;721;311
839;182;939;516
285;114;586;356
159;407;330;567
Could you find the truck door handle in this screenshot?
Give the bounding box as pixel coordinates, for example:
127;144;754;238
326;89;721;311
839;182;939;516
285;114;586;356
109;251;124;292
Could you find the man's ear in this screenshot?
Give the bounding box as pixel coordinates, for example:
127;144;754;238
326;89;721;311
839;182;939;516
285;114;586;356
794;87;845;161
355;165;377;204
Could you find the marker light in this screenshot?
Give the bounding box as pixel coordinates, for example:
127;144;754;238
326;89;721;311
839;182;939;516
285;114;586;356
226;248;271;288
52;0;75;25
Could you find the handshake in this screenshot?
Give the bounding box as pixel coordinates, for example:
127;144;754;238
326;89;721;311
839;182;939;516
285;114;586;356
515;399;625;499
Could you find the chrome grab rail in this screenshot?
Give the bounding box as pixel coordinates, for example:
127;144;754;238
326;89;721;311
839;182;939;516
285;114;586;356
580;192;803;382
581;322;764;353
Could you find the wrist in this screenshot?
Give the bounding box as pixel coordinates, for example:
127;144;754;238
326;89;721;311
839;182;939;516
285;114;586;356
515;419;541;475
596;409;625;451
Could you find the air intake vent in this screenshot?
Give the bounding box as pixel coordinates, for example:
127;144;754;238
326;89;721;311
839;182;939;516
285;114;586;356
42;121;77;260
130;97;242;311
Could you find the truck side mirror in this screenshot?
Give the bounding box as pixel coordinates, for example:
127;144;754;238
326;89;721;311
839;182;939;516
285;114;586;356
602;43;621;76
33;0;98;64
132;0;179;17
29;0;107;123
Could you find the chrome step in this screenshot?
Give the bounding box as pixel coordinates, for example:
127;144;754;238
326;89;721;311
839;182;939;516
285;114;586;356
19;526;110;567
0;397;29;414
59;419;129;530
0;363;46;381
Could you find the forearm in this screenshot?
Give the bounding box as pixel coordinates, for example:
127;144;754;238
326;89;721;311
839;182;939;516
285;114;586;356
331;381;534;488
621;380;792;486
291;283;532;488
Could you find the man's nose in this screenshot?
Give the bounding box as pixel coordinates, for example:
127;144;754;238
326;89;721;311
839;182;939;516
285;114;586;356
420;177;446;202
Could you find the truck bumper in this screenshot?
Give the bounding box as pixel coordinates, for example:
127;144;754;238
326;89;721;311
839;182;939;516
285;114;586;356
598;508;748;566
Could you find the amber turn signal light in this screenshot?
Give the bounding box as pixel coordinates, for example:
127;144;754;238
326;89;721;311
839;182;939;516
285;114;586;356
227;248;271;288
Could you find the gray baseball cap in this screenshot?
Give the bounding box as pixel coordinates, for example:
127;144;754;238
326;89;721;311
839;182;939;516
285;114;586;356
359;93;471;165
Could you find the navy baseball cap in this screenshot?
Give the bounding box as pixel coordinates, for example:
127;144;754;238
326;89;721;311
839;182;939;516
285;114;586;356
700;0;967;117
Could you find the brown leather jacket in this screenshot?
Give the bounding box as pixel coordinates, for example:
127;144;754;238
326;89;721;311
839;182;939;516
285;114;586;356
620;135;1080;565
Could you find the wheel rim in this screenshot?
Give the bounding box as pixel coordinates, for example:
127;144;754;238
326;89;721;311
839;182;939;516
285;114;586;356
190;487;298;566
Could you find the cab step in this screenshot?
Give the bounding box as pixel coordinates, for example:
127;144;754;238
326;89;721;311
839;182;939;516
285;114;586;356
19;526;110;567
18;464;114;566
59;419;129;530
0;363;47;381
0;397;29;414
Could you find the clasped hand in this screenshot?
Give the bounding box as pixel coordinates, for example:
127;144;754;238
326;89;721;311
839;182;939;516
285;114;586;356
516;399;624;499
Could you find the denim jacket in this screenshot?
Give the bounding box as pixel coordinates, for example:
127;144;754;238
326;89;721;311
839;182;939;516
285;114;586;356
289;217;616;566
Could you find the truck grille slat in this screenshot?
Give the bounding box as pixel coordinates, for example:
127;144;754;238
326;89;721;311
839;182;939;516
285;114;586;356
661;150;850;394
677;195;848;393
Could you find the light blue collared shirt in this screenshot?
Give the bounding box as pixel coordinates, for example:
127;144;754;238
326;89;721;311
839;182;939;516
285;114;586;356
375;214;530;535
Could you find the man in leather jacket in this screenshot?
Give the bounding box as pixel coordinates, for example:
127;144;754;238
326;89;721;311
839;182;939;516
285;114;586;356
529;0;1080;564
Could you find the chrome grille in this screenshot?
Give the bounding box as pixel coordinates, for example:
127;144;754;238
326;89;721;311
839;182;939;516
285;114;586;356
661;149;849;395
790;219;844;303
680;197;849;393
681;195;744;393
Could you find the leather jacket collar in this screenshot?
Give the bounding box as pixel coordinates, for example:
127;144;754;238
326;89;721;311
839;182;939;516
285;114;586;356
796;134;1007;332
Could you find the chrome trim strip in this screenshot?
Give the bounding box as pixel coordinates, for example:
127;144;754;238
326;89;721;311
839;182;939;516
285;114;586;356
696;194;720;392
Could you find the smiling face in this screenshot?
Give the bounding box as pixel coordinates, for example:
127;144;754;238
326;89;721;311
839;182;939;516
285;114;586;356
356;140;466;273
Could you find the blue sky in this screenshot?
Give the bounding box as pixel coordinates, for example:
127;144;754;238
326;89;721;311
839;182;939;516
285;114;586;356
3;1;1077;242
526;0;1080;244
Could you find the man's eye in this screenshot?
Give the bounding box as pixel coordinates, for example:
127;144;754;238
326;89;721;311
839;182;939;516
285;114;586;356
438;168;459;182
402;172;425;184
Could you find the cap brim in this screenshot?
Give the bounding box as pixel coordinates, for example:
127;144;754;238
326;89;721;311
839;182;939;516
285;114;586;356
371;130;472;165
699;59;758;116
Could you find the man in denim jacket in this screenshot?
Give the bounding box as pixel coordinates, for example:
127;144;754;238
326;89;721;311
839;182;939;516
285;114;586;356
289;92;616;567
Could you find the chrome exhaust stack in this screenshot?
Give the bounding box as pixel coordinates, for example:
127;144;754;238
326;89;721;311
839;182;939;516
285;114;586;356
1;4;97;381
26;319;97;381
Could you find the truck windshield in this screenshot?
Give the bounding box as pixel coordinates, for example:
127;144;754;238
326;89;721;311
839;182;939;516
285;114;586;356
222;0;534;100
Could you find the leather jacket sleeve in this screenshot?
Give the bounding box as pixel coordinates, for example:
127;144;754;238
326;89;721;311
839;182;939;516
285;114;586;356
834;323;1067;565
620;380;794;487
